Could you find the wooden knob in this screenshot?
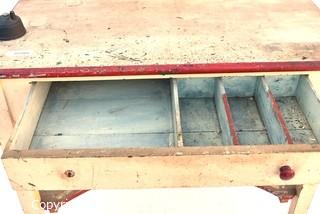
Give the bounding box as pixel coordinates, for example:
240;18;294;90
279;165;295;180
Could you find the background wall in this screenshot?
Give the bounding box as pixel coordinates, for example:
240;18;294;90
0;0;19;15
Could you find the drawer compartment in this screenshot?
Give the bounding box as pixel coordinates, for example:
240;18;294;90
7;75;320;150
3;74;320;191
178;79;222;146
177;75;319;146
31;80;175;149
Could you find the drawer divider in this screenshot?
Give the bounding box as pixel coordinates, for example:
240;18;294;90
215;78;239;145
170;79;184;147
255;77;293;144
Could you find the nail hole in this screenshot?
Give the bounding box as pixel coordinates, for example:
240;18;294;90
64;170;75;178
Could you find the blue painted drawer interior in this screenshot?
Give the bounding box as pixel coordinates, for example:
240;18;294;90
30;75;319;149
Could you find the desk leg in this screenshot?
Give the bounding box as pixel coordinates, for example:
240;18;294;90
16;190;45;214
289;185;316;214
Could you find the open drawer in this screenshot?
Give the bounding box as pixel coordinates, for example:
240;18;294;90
2;74;320;190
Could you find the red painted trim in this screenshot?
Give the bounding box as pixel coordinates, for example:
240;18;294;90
267;91;293;144
222;95;240;145
63;190;90;203
49;190;90;213
1;61;320;79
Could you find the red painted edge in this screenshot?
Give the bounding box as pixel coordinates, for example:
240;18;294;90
222;95;240;145
49;190;90;213
63;190;90;203
1;61;320;79
267;91;293;144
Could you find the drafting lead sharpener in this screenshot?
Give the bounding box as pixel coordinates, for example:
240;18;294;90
0;11;26;41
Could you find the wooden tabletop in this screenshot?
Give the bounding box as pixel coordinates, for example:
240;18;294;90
0;0;320;69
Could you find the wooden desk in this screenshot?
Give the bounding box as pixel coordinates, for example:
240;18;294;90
1;1;320;213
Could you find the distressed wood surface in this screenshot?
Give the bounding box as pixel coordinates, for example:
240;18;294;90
2;75;320;197
5;144;320;158
3;74;318;150
265;76;300;97
255;77;292;144
277;97;318;144
0;83;13;149
4;145;320;190
30;80;174;149
16;190;44;214
1;0;320;69
228;97;270;145
296;76;320;143
8;82;51;150
170;79;183;147
288;185;317;214
9;74;318;150
222;77;257;97
214;79;239;145
0;80;31;123
180;98;222;146
31;134;174;150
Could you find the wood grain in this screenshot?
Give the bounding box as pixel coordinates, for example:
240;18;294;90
3;146;320;190
1;0;320;68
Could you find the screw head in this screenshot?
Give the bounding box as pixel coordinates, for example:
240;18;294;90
279;165;295;180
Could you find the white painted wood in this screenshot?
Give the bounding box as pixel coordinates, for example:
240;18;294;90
4;145;320;190
8;82;51;150
2;0;320;68
0;83;13;150
170;79;183;147
289;185;317;214
16;190;44;214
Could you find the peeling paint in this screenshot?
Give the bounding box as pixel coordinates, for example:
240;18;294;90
0;61;320;79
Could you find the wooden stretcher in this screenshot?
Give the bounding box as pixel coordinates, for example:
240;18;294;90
1;0;320;213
